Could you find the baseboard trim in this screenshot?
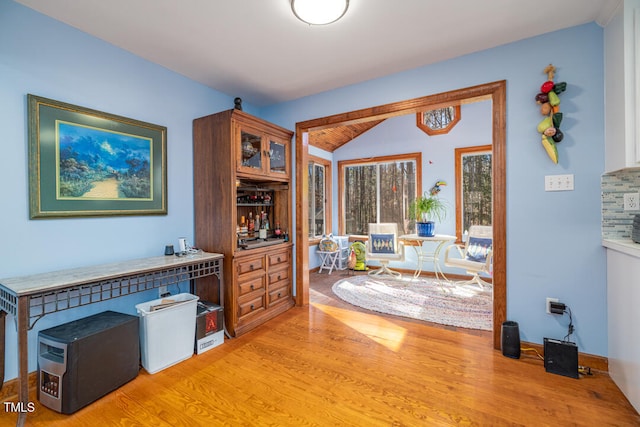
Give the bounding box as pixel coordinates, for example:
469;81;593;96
521;340;608;372
0;371;37;401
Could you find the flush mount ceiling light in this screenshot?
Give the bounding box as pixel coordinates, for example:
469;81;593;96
291;0;349;25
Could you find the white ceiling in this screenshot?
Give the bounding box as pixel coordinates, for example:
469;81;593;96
16;0;619;107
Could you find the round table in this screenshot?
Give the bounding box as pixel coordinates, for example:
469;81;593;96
399;234;457;280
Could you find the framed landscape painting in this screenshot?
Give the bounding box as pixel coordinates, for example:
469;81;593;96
28;94;167;218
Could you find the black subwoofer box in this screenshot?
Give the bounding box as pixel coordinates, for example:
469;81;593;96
544;337;578;379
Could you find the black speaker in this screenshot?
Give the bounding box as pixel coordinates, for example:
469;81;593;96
544;338;578;379
501;321;520;358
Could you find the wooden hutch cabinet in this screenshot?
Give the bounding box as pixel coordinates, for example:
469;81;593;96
193;109;294;337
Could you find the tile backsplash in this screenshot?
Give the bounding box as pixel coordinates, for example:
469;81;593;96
602;168;640;239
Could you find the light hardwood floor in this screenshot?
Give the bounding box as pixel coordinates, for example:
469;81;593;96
5;271;639;426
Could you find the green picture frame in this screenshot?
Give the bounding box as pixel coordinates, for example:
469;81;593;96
28;94;167;218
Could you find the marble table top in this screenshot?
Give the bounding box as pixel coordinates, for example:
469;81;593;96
0;251;223;296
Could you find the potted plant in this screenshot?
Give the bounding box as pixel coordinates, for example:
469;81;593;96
410;192;447;237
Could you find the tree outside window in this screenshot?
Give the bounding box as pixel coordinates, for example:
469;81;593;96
308;156;331;239
416;105;461;136
455;145;492;239
340;153;420;235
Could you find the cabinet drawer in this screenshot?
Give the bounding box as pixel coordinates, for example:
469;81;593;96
238;294;265;318
268;284;291;306
237;256;265;275
268;267;288;285
238;276;265;297
268;250;289;267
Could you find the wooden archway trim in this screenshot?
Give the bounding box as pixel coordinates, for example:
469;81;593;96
295;80;507;349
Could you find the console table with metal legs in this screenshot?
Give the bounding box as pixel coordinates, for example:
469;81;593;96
0;251;223;427
398;234;456;280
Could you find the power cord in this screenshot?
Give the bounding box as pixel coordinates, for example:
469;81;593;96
563;306;575;342
550;302;575;342
578;365;593;376
550;304;594;376
521;347;544;360
159;282;186;298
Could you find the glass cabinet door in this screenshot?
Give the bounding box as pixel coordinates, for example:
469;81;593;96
240;130;262;170
268;139;287;175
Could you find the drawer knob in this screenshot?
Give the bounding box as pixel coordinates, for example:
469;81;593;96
250;264;254;270
250;304;255;310
277;275;281;280
277;257;281;262
277;292;281;298
250;284;254;290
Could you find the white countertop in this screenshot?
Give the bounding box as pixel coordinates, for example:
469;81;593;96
602;239;640;258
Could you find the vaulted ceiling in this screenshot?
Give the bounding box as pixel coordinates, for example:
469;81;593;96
308;120;386;152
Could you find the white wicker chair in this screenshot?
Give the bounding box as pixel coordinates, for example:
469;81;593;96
366;223;405;277
444;225;493;288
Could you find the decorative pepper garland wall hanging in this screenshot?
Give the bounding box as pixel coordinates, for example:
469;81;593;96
535;64;566;163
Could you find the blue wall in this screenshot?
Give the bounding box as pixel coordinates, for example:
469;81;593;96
0;1;250;380
1;0;607;381
264;23;607;356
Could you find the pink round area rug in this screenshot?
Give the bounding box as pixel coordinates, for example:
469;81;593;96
332;275;493;330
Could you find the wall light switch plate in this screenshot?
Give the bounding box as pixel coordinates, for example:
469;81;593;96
624;193;640;211
545;174;574;192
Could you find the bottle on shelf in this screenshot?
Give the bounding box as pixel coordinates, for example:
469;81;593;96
274;221;282;237
258;212;268;239
239;215;248;236
248;211;254;234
